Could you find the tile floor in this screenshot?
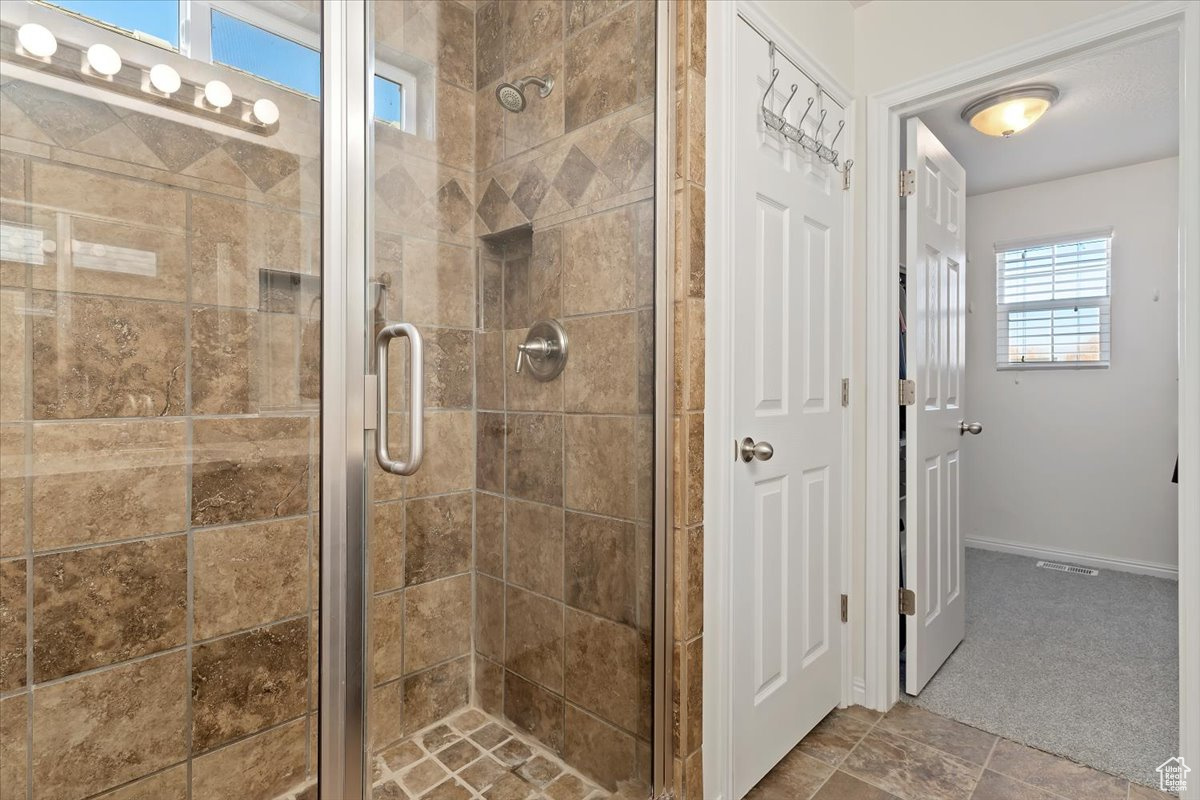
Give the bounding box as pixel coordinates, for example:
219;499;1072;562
365;708;649;800
747;702;1176;800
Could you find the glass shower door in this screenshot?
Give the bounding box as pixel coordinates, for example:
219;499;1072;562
354;2;661;799
1;1;322;798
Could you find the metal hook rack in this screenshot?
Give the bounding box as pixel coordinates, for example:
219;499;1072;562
761;74;847;170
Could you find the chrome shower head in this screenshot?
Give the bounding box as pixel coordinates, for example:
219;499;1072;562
496;74;554;113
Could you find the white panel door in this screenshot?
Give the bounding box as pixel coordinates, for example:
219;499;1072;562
904;118;967;695
731;21;845;798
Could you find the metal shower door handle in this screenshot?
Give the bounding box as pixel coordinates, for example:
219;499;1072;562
375;322;424;475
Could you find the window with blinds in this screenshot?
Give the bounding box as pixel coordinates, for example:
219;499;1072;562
995;231;1112;368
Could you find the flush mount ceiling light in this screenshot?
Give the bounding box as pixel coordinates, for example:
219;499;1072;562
961;84;1060;137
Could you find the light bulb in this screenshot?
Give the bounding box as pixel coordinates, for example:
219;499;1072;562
17;24;57;58
204;80;233;109
252;98;279;125
149;64;181;94
86;43;122;76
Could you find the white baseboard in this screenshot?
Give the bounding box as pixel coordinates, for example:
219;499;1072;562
852;677;867;709
964;536;1178;580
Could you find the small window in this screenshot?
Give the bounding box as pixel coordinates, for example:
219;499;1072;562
374;75;404;126
44;0;180;47
995;232;1112;368
211;9;321;97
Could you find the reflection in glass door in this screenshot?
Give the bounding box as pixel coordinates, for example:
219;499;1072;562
1;1;322;798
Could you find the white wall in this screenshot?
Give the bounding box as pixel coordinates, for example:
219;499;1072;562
852;0;1136;95
963;158;1179;570
753;0;855;89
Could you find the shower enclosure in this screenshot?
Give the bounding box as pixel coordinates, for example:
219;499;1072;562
0;1;671;798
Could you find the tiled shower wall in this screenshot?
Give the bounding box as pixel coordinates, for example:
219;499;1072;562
468;0;658;792
671;1;706;798
0;56;322;800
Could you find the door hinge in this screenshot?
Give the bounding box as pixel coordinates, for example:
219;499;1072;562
899;587;916;616
898;378;916;406
841;378;850;407
840;593;849;623
899;169;915;197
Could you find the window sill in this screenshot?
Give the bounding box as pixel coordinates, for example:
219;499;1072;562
996;361;1110;371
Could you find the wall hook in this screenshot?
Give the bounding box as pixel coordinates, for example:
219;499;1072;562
814;109;828;139
779;84;799;116
796;97;815;129
761;68;779;114
829;119;846;149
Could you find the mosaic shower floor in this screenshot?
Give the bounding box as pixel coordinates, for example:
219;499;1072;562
370;708;649;800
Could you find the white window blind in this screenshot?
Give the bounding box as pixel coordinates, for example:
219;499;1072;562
995;231;1112;368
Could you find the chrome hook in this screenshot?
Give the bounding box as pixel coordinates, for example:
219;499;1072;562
779;84;799;116
796;96;815;129
829;119;846;149
761;68;779;113
814;109;828;139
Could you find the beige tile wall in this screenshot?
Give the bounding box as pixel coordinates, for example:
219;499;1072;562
672;1;707;798
467;0;659;793
0;63;321;800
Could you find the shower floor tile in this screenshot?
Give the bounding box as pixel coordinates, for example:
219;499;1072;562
370;708;645;800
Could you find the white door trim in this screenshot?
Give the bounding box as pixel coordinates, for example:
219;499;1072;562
861;3;1200;796
705;2;856;797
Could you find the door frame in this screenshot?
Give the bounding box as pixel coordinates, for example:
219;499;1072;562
319;1;368;798
860;3;1200;796
704;2;857;797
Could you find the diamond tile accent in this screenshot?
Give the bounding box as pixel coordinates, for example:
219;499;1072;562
552;146;598;208
3;81;119;148
123;111;225;172
222;138;301;193
599;125;652;194
476;179;514;233
377;165;426;216
430;180;474;234
511;164;550;221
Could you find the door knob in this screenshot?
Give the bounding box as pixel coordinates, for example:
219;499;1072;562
959;421;983;436
739;437;774;462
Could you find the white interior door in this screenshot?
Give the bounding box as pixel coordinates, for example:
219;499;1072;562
730;21;846;797
903;118;968;695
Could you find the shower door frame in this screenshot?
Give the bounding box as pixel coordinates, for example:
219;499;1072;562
318;2;678;798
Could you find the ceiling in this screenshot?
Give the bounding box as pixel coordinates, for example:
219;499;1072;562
919;33;1179;196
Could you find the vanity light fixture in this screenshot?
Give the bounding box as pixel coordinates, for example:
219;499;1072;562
17;23;57;58
252;98;279;125
85;43;122;76
8;21;281;133
149;63;181;94
204;79;233;109
961;84;1060;137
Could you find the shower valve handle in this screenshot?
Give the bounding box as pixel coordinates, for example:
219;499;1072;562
515;338;554;373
